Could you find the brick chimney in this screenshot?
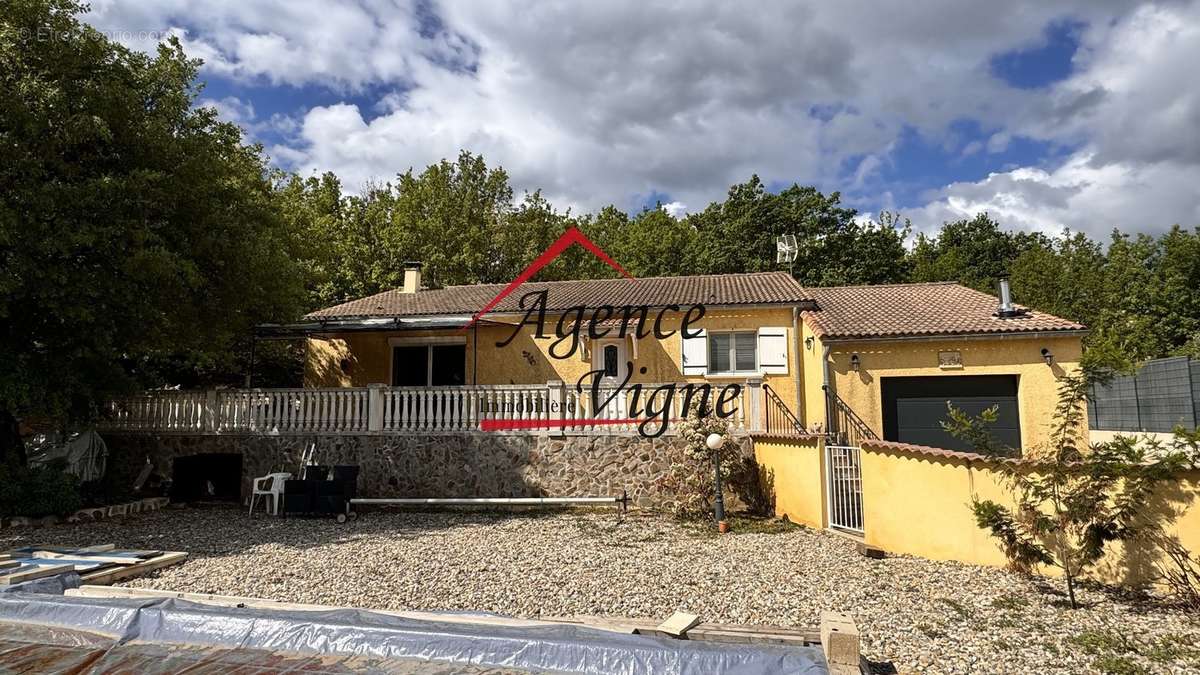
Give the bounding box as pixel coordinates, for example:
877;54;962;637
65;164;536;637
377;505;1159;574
402;262;422;294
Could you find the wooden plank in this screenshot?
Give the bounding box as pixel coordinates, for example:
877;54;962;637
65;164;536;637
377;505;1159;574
68;586;581;630
688;625;821;647
28;551;144;565
0;561;18;570
12;558;107;571
655;612;701;638
79;552;188;586
543;615;820;646
79;544;117;553
0;564;73;585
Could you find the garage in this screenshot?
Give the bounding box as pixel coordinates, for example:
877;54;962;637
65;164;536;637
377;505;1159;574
881;375;1021;453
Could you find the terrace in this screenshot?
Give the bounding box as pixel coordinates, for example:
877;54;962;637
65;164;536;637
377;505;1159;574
99;379;769;437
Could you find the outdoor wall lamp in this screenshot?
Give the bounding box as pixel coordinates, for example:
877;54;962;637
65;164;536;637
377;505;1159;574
1041;348;1054;366
805;336;815;350
706;433;728;531
850;353;861;372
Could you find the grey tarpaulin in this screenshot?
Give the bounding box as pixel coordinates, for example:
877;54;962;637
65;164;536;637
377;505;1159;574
0;583;828;674
0;571;81;596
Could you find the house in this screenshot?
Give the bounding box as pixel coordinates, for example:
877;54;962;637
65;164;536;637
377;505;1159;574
288;264;1086;451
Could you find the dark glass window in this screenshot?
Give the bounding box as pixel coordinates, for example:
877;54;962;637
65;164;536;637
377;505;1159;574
603;344;619;377
431;345;467;385
391;346;428;386
392;344;466;386
708;334;731;372
708;332;757;373
734;332;756;371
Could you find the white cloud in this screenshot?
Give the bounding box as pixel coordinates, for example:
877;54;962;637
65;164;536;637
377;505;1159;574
907;154;1200;236
81;1;1200;237
912;2;1200;237
197;95;254;125
662;202;688;218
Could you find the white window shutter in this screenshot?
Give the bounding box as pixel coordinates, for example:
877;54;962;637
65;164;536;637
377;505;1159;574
758;327;788;374
681;329;707;375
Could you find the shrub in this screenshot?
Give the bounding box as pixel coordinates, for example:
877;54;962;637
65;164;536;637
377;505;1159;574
1151;533;1200;610
968;374;1198;608
0;459;83;518
729;456;775;517
656;403;741;520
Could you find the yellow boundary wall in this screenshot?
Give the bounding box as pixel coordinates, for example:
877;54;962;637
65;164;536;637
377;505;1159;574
752;433;826;528
859;440;1200;587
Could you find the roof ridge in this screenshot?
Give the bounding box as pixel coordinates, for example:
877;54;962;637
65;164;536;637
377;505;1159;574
805;280;963;291
421;270;795;292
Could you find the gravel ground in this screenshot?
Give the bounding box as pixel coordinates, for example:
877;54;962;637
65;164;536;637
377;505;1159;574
5;507;1199;674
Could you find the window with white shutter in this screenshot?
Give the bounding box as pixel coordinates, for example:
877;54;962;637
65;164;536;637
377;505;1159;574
681;328;707;375
758;327;789;374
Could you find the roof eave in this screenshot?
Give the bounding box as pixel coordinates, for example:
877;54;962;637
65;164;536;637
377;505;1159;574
817;328;1090;344
302;300;818;323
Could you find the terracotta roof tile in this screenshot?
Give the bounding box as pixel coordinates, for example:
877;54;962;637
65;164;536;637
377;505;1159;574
305;275;1086;342
800;282;1085;340
306;272;813;319
861;439;1020;465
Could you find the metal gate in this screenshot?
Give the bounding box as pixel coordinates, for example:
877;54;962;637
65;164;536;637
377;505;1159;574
825;445;864;533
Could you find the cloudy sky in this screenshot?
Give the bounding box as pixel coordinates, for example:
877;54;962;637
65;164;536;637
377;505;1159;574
86;1;1200;238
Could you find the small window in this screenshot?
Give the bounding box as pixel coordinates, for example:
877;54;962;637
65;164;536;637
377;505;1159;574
603;344;619;377
708;332;757;374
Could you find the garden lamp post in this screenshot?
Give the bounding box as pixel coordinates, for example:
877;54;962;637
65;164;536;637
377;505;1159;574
706;432;727;530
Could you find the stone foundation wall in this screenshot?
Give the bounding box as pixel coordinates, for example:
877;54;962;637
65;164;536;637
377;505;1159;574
103;433;752;507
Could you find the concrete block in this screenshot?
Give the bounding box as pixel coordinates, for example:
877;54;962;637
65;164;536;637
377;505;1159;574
820;610;860;669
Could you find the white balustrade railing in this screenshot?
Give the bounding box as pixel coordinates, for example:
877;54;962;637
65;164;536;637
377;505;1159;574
102;380;763;435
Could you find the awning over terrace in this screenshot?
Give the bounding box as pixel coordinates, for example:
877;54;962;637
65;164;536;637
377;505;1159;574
253;315;501;339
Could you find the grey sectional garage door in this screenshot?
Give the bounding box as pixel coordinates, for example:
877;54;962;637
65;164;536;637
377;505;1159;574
881;375;1021;453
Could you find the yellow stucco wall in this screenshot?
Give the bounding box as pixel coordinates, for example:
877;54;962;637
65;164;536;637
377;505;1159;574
798;321;826;430
818;333;1085;452
860;444;1200;586
305;307;802;413
752;434;826;528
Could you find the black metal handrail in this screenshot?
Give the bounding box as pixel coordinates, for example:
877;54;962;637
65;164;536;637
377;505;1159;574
823;384;878;446
762;384;805;435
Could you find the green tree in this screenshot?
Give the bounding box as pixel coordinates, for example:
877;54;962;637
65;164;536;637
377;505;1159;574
910;213;1048;291
605;206;696;278
968;375;1197;608
1153;226;1200;358
0;0;305;459
274;171;347;308
1091;231;1165;366
686;176;908;285
394;151;515;287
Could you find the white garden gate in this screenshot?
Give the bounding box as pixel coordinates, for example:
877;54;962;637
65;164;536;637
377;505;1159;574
825;444;864;533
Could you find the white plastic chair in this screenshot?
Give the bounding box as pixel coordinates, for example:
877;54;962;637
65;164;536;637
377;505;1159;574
249;472;292;516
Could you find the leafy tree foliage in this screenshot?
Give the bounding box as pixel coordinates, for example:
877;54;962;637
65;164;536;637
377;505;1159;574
964;375;1198;608
910;213;1047;291
685;176;909;285
0;0;305;459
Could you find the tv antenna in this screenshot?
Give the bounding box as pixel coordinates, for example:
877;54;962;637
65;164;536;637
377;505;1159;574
775;234;798;274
